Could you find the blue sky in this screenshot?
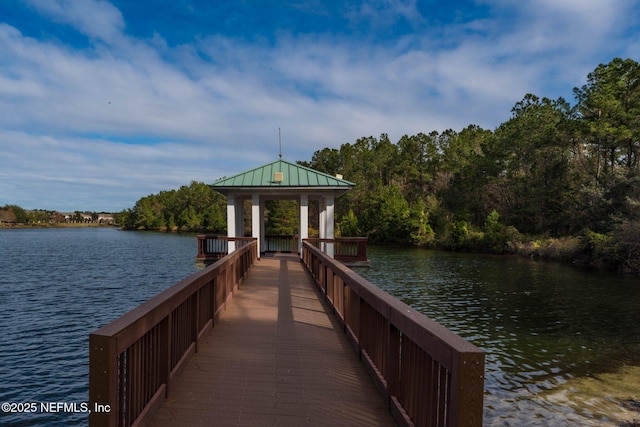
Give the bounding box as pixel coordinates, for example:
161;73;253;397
1;0;639;212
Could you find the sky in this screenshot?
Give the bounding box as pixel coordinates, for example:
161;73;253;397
1;0;639;212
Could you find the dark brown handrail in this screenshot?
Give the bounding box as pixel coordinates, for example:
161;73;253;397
196;235;255;259
197;236;367;263
305;237;368;262
196;235;301;258
302;240;484;427
89;240;258;427
263;234;299;252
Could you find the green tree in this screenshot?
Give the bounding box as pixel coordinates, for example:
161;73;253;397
368;185;411;243
0;205;19;223
306;147;342;175
408;198;435;246
130;196;164;230
574;58;640;179
265;200;298;235
166;214;176;231
338;209;360;236
26;209;50;223
440;125;497;225
393;133;433;203
447;220;470;250
493;95;576;234
124;181;226;232
178;205;202;231
5;205;28;223
203;204;225;232
481;209;521;253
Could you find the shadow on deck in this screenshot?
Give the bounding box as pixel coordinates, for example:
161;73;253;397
148;254;396;426
90;241;484;426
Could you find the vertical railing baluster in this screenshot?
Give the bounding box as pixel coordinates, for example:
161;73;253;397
300;240;484;427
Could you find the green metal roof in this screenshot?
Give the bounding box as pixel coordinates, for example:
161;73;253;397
211;159;355;189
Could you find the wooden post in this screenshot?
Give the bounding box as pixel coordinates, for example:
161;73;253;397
89;334;118;427
449;351;485;427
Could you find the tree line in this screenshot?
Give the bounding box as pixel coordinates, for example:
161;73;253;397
1;205;51;223
118;182;227;232
0;205;113;224
121;58;639;273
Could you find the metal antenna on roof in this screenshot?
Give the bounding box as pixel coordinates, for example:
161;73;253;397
278;127;283;159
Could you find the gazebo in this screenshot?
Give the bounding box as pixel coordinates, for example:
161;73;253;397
210;159;355;257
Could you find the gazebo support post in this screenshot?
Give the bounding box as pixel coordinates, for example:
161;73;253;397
252;194;260;256
325;194;335;258
226;195;236;253
299;194;308;256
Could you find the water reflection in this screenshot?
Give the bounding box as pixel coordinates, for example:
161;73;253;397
354;246;640;426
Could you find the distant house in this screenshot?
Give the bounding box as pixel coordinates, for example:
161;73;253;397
59;212;75;223
98;214;115;224
50;212;66;223
52;211;115;224
59;212;93;223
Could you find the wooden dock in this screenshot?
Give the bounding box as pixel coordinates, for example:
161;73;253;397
89;240;484;427
148;254;396;426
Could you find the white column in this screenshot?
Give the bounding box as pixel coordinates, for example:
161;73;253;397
226;194;236;253
252;194;260;257
259;199;265;254
299;194;308;256
326;194;335;258
319;196;326;252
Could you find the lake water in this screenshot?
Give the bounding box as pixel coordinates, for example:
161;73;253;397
0;228;198;426
353;245;640;427
1;229;640;426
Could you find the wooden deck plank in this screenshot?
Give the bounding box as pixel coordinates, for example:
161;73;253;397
149;254;397;426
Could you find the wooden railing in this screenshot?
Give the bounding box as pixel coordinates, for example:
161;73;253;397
89;240;258;427
305;237;368;263
264;234;299;252
302;241;484;427
196;235;255;260
197;235;367;264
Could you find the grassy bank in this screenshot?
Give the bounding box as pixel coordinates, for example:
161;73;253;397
418;214;640;275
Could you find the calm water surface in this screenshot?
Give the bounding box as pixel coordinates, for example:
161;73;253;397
354;245;640;426
0;228;198;426
2;230;640;426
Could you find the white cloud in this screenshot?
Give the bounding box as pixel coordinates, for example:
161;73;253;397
24;0;125;43
1;0;638;210
342;0;424;30
0;129;241;211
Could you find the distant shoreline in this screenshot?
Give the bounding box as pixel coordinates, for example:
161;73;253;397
0;223;120;230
